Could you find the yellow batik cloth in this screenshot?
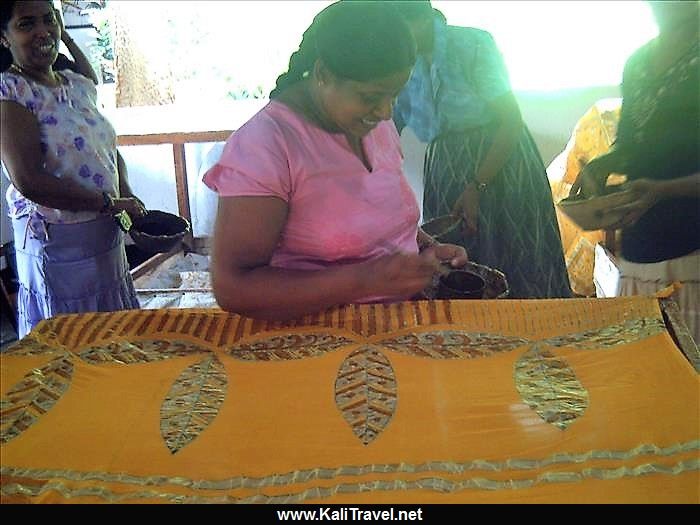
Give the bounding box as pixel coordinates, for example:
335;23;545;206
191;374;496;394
1;297;698;503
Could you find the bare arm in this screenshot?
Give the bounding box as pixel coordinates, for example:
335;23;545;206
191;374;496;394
654;172;700;199
116;149;147;214
473;91;522;187
116;150;142;200
1;100;145;217
605;173;700;229
1;100;104;211
57;8;99;85
452;91;523;231
210;196;439;320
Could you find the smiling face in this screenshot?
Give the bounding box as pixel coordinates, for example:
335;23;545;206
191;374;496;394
314;64;412;139
1;1;59;73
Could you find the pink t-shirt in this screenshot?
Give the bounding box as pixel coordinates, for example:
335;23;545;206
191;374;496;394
203;101;420;301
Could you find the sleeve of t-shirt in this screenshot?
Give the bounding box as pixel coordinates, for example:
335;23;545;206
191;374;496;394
202;109;292;201
61;69;98;106
470;30;512;102
0;73;41;114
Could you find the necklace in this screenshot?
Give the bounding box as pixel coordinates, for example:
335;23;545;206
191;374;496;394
9;62;71;105
9;63;61;87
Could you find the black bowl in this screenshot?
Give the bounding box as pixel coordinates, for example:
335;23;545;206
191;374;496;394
437;269;486;300
420;262;508;300
129;210;190;253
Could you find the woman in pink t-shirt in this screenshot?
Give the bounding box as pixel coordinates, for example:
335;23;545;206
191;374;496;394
204;1;467;321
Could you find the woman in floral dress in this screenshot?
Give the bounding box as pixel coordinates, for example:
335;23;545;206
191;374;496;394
0;1;146;337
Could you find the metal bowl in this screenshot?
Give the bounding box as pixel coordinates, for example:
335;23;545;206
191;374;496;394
558;189;637;231
129;210;190;254
422;261;509;300
437;269;486;300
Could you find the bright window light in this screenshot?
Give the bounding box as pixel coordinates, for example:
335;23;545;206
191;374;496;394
434;0;659;91
98;0;660;106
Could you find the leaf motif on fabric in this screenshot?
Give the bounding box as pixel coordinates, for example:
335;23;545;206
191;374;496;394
378;331;529;359
514;344;588;430
229;333;356;361
335;345;397;445
1;335;64;356
0;354;74;443
160;355;227;454
78;340;209;364
543;318;665;349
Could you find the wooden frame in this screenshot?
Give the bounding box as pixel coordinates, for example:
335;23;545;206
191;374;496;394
118;130;232;277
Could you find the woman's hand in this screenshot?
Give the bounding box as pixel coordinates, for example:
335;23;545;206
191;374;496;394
422;242;469;269
54;8;67;43
606;179;660;229
120;191;147;212
452;183;479;235
361;243;469;299
111;197;147;218
361;251;440;298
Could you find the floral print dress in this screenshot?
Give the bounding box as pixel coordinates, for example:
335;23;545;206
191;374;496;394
0;69;119;224
0;69;139;338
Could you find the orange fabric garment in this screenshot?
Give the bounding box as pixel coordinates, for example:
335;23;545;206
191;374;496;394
1;298;698;504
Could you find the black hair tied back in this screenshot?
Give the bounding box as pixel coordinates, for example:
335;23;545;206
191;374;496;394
270;0;416;98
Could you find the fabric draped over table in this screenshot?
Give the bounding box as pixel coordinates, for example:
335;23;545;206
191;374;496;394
1;298;698;503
